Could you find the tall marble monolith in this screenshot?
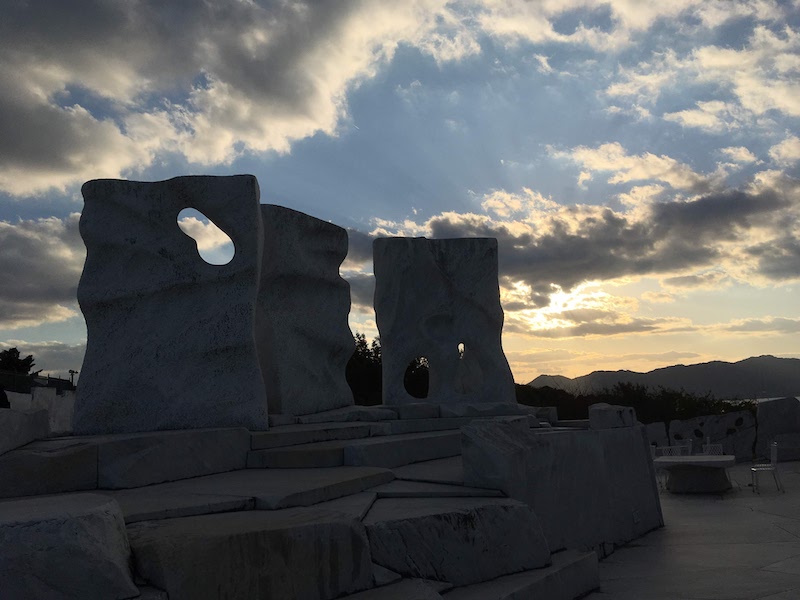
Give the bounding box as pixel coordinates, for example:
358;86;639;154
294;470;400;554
373;237;515;406
73;175;268;434
255;205;355;415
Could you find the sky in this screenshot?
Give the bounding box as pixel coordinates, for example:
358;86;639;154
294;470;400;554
1;0;799;384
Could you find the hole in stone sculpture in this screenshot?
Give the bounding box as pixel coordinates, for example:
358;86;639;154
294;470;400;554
735;417;744;427
177;208;235;265
694;429;704;438
404;356;429;399
457;342;466;359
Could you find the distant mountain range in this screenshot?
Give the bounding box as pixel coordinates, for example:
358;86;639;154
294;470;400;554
527;355;800;399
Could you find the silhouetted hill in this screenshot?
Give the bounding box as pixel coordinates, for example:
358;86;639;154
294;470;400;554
527;355;800;399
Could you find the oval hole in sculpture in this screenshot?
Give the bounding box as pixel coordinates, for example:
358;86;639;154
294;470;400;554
177;208;235;265
404;356;429;399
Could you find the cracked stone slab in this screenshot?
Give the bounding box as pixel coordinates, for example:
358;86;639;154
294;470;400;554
112;466;395;511
129;507;373;600
340;579;444;599
367;480;503;498
392;456;464;486
0;493;139;600
0;438;98;498
363;497;550;586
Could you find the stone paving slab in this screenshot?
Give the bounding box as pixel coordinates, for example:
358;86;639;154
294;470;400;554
367;480;504;498
107;466;394;513
386;417;475;435
312;492;377;521
392;455;464;485
445;550;599;600
129;507;373;600
250;422;385;450
247;431;461;469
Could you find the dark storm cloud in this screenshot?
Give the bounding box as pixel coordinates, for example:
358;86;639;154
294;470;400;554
428;183;800;305
0;214;84;328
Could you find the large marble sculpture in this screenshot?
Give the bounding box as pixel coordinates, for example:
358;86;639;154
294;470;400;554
373;237;516;406
73;176;268;434
255;205;355;415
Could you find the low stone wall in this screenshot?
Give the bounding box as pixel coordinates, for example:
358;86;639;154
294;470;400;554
462;415;663;558
7;389;75;434
668;411;755;461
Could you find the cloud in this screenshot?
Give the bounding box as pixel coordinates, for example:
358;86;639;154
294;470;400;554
557;142;717;192
0;0;480;196
720;146;759;164
724;316;800;334
769;135;800;166
663;100;752;133
0;214;84;329
343;271;376;314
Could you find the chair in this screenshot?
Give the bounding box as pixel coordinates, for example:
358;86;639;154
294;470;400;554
702;443;724;455
751;441;783;493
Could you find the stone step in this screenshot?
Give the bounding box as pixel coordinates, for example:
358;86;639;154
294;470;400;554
101;466;394;522
247;431;461;469
363;497;551;587
128;506;374;600
444;550;598;600
367;480;504;498
0;428;250;498
392;456;464;486
296;406;398;424
251;422;389;450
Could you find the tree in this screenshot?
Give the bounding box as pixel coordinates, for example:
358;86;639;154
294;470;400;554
346;333;383;405
0;348;36;375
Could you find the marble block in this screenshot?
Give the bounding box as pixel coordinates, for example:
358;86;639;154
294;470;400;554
0;493;139;599
256;205;354;416
373;237;515;406
0;408;49;456
74;175;268;434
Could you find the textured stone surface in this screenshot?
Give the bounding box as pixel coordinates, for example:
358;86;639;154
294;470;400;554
368;480;504;498
364;497;550;586
342;579;443;599
0;408;49;456
668;410;755;460
0;438;98;498
129;508;373;600
74;175;268;434
105;487;255;523
439;402;525;418
256;205;354;416
774;432;800;461
373;237;515;406
393;403;441;419
462;421;662;555
756;397;800;459
0;493;138;599
392;456;464;486
96;428;250;488
372;563;402;588
445;550;598;600
247;431;461;469
589;403;636;429
298;406;398;424
251;422;376;450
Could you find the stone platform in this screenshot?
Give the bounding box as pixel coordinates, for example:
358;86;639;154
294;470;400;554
0;402;661;599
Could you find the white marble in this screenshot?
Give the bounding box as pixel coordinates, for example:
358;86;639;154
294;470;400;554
373;237;515;406
256;205;355;416
0;408;49;456
0;493;139;599
589;403;636;429
74;175;268;434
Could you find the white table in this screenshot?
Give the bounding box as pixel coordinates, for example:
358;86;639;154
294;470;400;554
653;455;735;493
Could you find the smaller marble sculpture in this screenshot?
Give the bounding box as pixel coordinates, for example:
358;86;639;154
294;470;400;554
255;205;355;415
373;237;516;406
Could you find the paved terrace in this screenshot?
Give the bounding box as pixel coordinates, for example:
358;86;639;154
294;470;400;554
587;460;800;599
